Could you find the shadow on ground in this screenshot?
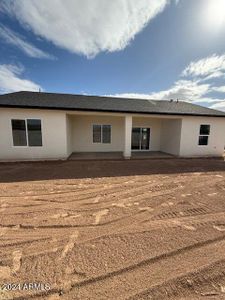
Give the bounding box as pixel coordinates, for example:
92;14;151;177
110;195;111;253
0;158;224;183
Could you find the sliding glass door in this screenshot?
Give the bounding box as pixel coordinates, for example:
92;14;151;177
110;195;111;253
131;127;150;150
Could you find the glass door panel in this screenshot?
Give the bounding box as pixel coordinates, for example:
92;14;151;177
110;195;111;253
141;128;150;150
131;128;140;150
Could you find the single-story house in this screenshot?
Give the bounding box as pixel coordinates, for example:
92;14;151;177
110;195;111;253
0;91;225;161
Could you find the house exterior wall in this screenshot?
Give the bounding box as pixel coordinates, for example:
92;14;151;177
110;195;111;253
132;117;162;151
0;107;224;161
179;117;225;157
160;119;182;156
0;108;68;161
71;114;125;152
66;114;73;157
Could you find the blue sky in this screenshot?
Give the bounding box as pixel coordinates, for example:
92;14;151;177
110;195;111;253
0;0;225;111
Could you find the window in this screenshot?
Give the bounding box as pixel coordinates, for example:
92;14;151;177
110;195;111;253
11;119;42;147
11;119;27;146
102;125;111;143
198;124;210;146
27;119;42;146
93;124;111;144
200;124;210;135
93;125;101;143
198;135;208;146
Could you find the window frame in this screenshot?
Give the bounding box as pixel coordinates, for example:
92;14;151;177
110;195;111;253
92;124;102;144
199;124;210;135
11;118;43;148
92;124;112;144
11;119;28;147
102;124;111;144
27;118;43;147
198;135;209;146
198;124;210;146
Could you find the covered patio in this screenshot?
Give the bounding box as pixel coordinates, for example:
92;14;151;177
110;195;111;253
66;112;183;159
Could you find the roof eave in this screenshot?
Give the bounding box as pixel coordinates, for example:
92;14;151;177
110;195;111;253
0;104;225;118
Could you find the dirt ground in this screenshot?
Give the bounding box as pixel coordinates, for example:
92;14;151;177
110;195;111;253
0;158;225;300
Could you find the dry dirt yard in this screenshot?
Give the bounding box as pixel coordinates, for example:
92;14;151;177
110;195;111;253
0;158;225;300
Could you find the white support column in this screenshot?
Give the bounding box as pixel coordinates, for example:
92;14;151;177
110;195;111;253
124;115;132;159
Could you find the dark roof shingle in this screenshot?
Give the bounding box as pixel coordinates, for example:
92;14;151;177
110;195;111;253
0;91;225;117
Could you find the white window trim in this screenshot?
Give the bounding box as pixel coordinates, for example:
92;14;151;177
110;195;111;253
11;118;43;148
92;124;112;144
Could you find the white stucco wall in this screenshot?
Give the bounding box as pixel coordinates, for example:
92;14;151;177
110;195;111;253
70;114;125;152
160;119;182;156
179;117;225;157
0;108;68;161
66;114;73;157
1;107;224;161
132;117;162;151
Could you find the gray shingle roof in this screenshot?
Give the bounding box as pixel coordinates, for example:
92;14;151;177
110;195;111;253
0;91;225;117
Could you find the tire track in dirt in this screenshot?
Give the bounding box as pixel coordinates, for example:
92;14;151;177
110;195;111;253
0;179;150;199
0;237;51;249
47;181;174;204
1;176;212;214
1;197;223;254
0;176;213;220
1;205;223;268
128;260;225;300
68;234;225;286
0;208;152;229
11;234;225;300
11;235;225;299
151;206;210;221
140;211;225;236
0;183;185;229
1;161;224;300
3;221;225;280
0;179;186;209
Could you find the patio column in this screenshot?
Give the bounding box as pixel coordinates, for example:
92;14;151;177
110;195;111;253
124;115;132;159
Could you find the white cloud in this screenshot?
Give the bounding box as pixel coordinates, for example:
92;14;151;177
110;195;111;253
182;54;225;79
148;80;211;101
210;101;225;112
113;80;211;102
112;54;225;111
213;86;225;93
0;64;42;93
0;0;169;58
0;25;55;59
109;93;155;100
199;71;225;82
192;97;224;104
